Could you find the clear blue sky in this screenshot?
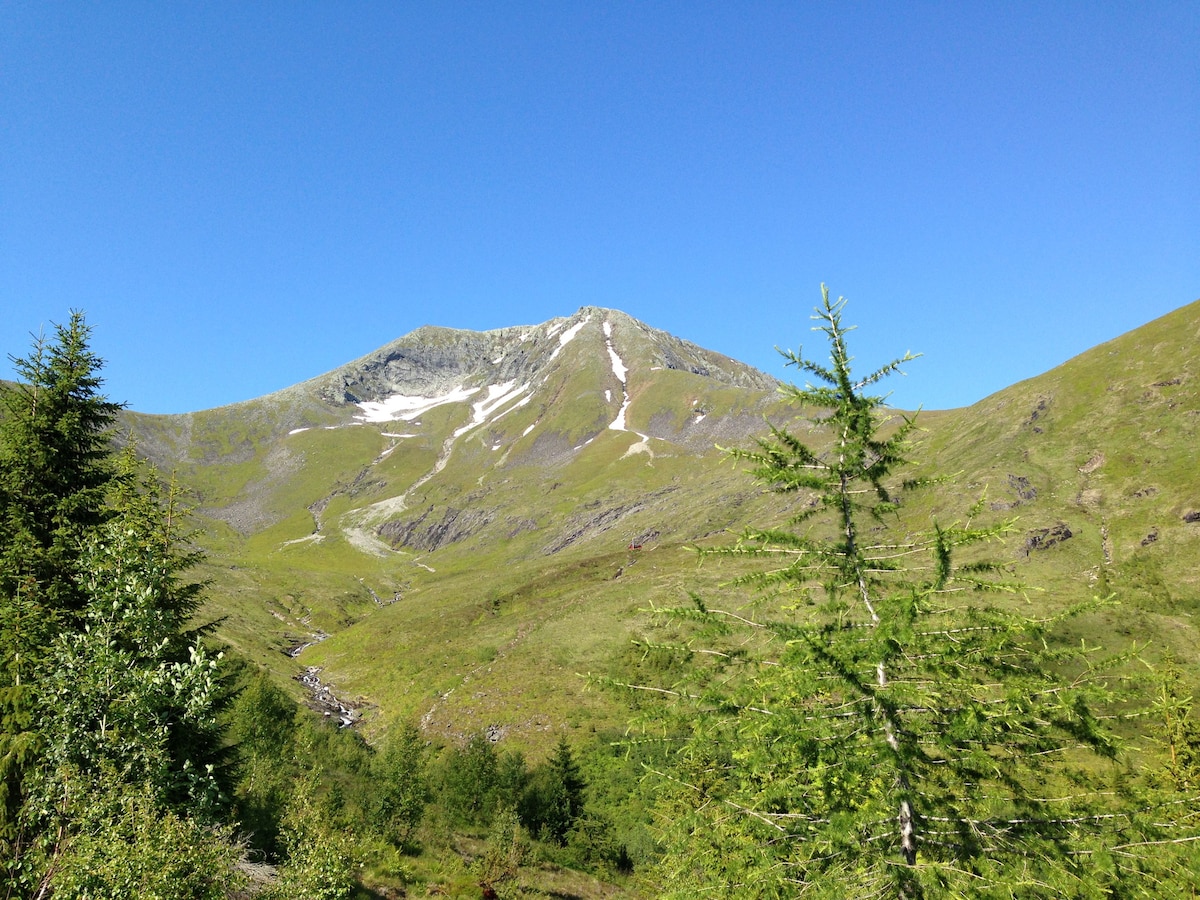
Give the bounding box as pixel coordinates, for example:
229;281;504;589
3;2;1197;413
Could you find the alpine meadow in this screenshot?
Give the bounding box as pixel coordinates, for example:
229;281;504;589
2;291;1199;898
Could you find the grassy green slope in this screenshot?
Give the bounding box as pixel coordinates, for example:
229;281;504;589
912;298;1200;668
120;312;792;746
123;301;1200;757
288;333;796;747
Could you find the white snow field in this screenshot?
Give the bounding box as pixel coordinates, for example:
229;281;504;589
354;385;480;423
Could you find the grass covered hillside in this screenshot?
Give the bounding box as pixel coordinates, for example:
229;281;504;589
123;308;801;746
120;301;1200;753
911;298;1200;675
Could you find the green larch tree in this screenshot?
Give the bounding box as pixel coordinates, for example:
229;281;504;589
370;721;429;848
227;668;301;857
630;287;1200;898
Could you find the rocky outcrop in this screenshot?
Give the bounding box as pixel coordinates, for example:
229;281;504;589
542;488;678;555
991;474;1039;512
1023;522;1073;556
378;505;497;552
318;326;528;404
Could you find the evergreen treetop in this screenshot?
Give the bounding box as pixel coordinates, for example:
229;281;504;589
2;312;123;855
0;311;123;676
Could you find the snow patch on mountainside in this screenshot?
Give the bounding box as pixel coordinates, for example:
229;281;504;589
338;380;536;558
603;320;653;457
548;315;591;362
453;382;530;438
605;322;628;383
610;396;631;432
355;385;479;423
604;321;636;435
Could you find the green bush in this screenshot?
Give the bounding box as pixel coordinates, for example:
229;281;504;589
263;774;356;900
53;786;242;900
369;722;428;847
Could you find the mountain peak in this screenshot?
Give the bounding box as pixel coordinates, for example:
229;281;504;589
307;308;777;408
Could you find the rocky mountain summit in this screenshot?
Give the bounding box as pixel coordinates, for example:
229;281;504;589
125;304;797;563
307;307;778;407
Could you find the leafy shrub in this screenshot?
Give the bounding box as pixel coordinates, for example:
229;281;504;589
53;785;242;900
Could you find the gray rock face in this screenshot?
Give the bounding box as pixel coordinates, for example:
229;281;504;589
377;505;496;552
321;327;519;404
305;307;777;407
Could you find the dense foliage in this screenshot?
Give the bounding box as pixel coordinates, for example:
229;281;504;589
0;300;637;897
2;315;121;854
0;314;237;897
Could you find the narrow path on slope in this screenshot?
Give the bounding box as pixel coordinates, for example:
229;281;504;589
297;315;591;556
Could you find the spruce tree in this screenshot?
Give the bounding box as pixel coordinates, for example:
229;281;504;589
550;736;585;825
0;312;121;857
0;312;122;640
520;736;586;844
632;287;1200;898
